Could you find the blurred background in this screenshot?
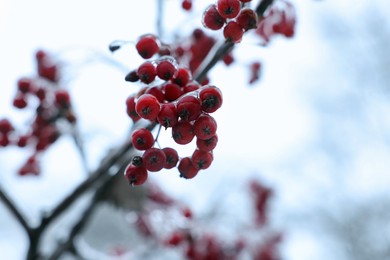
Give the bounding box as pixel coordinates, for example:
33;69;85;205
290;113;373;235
1;0;390;259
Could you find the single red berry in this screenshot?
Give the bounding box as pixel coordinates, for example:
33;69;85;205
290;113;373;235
0;135;10;147
191;149;213;170
54;90;71;108
196;135;218;152
143;148;166;172
223;21;245;43
0;119;14;134
162;147;179;169
165;231;184;247
146;86;165;103
172;121;194;145
17;135;30;147
182;207;193;219
18;156;40;176
217;0;241;19
182;0;192;11
13;94;28;109
125;69;140;82
135;94;161;121
124;164;148;186
163;82;182;102
172;67;191;87
35;87;46;101
236;8;258;31
193;114;217;140
176;95;202;121
17;78;32;93
157;59;177;80
131;128;155;150
178;157;199;179
126;95;141;122
199;86;223;113
202;4;226;31
223;53;234;66
158;103;179;128
137;61;157;84
136;35;160;59
183;81;200;94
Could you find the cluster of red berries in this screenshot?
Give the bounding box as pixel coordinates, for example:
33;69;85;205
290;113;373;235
202;0;258;43
255;0;296;44
122;35;223;186
0;50;76;176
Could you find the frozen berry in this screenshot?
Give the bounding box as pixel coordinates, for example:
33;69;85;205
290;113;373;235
135;94;161;121
132;128;155;150
143;148;166;172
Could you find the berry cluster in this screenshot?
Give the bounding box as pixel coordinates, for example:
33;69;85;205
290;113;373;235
123;35;223;186
255;0;296;44
202;0;258;43
0;50;76;176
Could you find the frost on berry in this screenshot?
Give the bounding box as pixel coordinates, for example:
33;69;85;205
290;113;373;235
217;0;241;19
126;95;141;122
172;121;194;145
137;61;157;84
176;95;202;122
199;86;223;113
157;59;177;81
202;4;226;31
136;35;160;59
236;8;258;31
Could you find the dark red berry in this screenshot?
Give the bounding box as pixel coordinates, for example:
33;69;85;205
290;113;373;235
223;21;244;43
182;0;192;11
17;135;30;147
196;135;218;152
178;157;199;179
162;147;179;169
145;86;165;103
157;59;177;80
143;148;166;172
172;67;191;87
236;8;258;31
191;149;213;170
137;61;157;84
135;94;161;121
176;95;202;121
18;156;40;176
131;156;144;167
163;82;182;102
193;114;217;140
0;135;10;147
172;121;194;145
157;103;178;128
199;86;223;113
124;164;148;186
125;70;140;82
13;94;28;109
136;35;160;59
183;81;200;94
202;4;226;31
54;90;71;108
217;0;241;19
131;128;155;150
0;119;14;134
17;78;32;93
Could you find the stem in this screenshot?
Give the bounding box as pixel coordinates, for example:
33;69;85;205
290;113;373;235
256;0;275;18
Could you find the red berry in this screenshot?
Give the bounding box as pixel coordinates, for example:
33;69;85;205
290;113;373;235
236;8;258;31
165;231;184;246
124;164;148;186
54;90;71;108
172;67;191;87
137;61;157;84
135;94;161;121
163;82;182;102
17;78;32;93
182;0;192;11
18;156;40;176
35;87;46;101
223;21;244;43
196;135;218;152
172;121;194;145
126;95;141;122
17;135;30;147
0;135;10;147
202;4;226;31
0;119;14;134
178;157;199;179
131;128;155;150
146;86;165;103
13;94;28;109
183;81;200;94
191;149;213;170
162;147;179;169
199;86;223;113
193;114;217;140
176;95;202;121
136;35;160;59
223;53;234;66
217;0;241;19
158;103;179;128
142;148;166;172
157;59;177;80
